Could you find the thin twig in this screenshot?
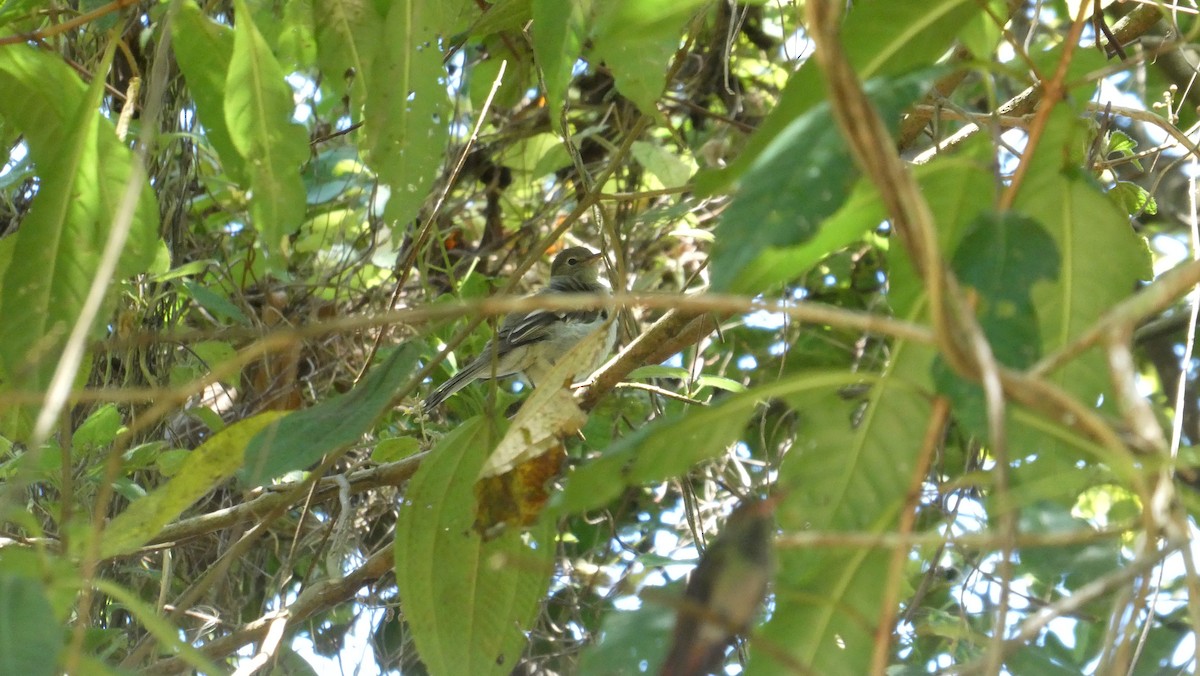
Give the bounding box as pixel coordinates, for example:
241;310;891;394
998;1;1091;211
945;536;1185;675
870;397;949;673
0;0;141;46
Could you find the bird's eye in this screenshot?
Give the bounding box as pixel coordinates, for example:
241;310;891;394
567;257;578;266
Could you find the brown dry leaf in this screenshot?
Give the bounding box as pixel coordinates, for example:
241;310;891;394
478;318;612;479
474;444;566;534
472;319;613;535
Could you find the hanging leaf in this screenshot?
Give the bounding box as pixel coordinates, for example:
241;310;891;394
0;44;159;418
396;417;554;675
363;0;449;231
227;0;310;258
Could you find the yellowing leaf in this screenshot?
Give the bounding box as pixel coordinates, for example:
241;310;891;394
97;412;287;559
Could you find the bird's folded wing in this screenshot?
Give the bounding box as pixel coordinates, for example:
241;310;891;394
500;304;606;349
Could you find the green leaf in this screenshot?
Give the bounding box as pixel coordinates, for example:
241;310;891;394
240;346;419;487
697;0;979;194
577;590;675;675
1013;109;1151;410
932;212;1060;438
72;404;124;454
0;574;62;676
957;0;1007;62
372;436;421;462
182;279;251;326
0;0;44;29
753;341;934;675
1108;181;1157;216
630;140;694;189
364;0;449;230
395;417;554;675
531;0;586;132
952;212;1060;369
1016;502;1121;590
887;136;998;315
627;365;745;392
497;132;568;175
555;372;866;515
98;412;288;558
276;0;318;71
464;0;530;38
171;1;247;183
0;45;159;405
155;448;190;477
227;0;310;257
590;0;709;117
0;548;75;620
711;72;935;292
312;0;379;124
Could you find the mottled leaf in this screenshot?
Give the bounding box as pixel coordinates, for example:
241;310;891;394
100;412;288;558
364;0;449;230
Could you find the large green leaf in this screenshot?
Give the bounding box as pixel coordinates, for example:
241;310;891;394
240;346;419;487
729;140;994;297
312;0;379;124
531;0;586;132
227;0;310;257
99;412;287;558
590;0;709;117
697;0;980;194
887;137;998;315
172;0;247;183
711;72;934;292
364;0;449;230
1013;109;1151;409
395;417;554;675
933;212;1060;437
0;574;61;676
553;372;868;516
0;46;159;402
753;339;934;675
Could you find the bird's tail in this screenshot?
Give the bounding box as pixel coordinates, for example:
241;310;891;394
421;366;476;412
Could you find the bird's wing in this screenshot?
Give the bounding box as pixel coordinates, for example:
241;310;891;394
499;290;607;349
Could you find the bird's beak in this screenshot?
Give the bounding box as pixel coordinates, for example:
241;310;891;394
581;251;603;265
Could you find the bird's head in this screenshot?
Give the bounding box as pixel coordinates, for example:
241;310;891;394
550;246;604;284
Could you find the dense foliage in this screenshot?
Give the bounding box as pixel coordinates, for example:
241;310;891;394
0;0;1198;674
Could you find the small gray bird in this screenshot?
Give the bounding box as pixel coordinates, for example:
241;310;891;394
422;246;615;411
